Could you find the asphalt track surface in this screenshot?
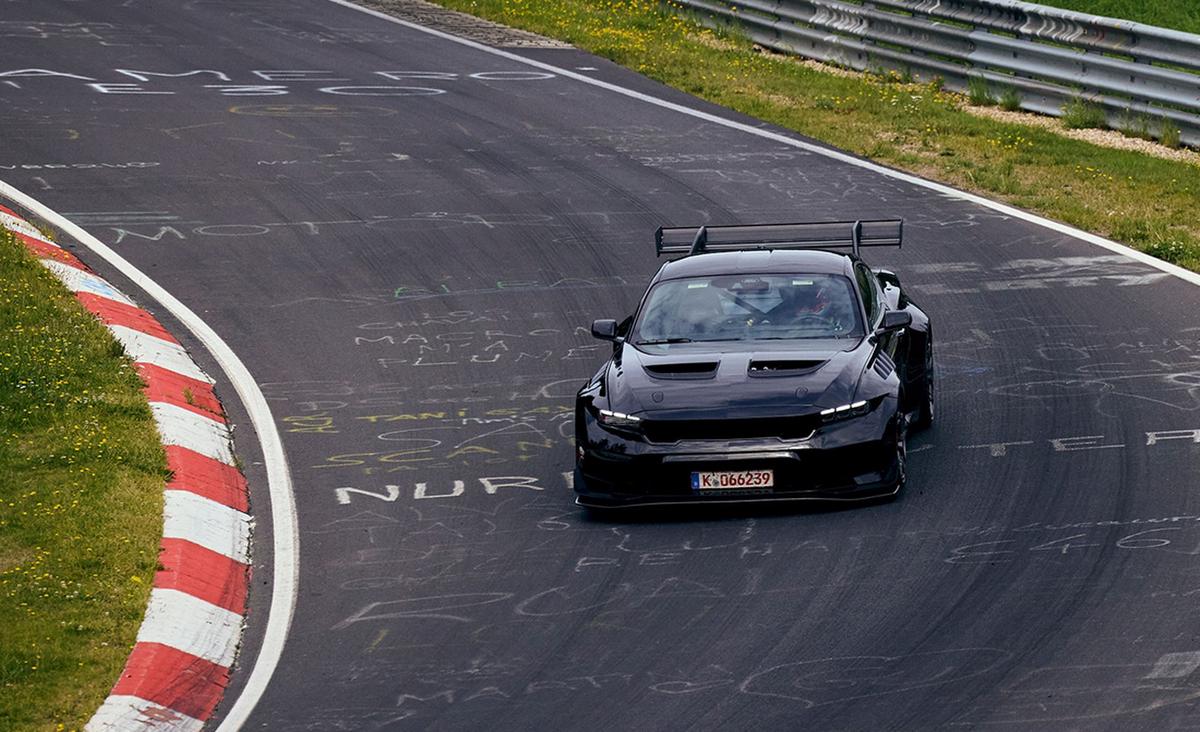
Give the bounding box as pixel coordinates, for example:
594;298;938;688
5;2;1200;729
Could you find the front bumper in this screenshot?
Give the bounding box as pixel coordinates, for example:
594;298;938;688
574;404;903;508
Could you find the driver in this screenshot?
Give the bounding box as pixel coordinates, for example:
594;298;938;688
769;282;830;324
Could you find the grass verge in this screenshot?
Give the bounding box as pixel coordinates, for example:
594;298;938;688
423;0;1200;270
1033;1;1200;34
0;227;166;731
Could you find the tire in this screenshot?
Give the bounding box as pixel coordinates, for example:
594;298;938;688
911;333;934;431
878;418;908;503
893;419;907;493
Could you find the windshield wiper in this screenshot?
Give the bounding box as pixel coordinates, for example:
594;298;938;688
636;337;693;345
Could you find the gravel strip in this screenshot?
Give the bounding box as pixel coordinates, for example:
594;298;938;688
357;0;571;48
755;47;1198;165
965;105;1200;165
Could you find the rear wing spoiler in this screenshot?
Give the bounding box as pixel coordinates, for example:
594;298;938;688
655;219;903;259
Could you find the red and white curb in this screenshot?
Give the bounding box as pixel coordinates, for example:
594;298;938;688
1;205;252;731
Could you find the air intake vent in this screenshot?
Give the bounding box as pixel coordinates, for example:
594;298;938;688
642;414;820;442
644;362;719;380
872;352;895;378
748;359;824;376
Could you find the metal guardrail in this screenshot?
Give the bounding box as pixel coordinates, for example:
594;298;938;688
671;0;1200;146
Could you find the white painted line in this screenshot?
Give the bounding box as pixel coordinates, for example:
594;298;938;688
136;588;243;667
327;0;1200;292
85;695;206;732
1145;651;1200;679
163;489;252;564
39;259;137;305
108;325;215;385
0;181;297;732
150;402;234;464
1;210;55;244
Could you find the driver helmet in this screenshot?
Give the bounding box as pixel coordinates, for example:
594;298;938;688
778;282;829;314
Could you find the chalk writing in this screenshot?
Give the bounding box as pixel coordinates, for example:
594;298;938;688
335;477;546;504
910;255;1171;296
262;377;579;412
959;426;1200;458
0;161;159;170
739;649;1010;705
0;67;558;97
946;527;1193;564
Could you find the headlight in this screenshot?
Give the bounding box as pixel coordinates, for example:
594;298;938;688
597;408;642;432
819;400;871;423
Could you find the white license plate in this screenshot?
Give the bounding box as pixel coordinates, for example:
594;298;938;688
692;469;774;491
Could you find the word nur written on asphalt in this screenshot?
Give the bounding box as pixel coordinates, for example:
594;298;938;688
0;68;556;95
327;426;1200;503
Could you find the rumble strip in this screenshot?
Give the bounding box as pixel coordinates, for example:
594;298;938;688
1;204;251;731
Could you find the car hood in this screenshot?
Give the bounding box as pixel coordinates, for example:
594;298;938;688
606;339;866;419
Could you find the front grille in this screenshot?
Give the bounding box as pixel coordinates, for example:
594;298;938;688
641;414;820;443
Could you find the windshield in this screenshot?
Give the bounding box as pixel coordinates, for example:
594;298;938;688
633;273;863;345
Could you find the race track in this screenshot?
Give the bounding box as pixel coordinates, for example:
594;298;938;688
5;1;1200;728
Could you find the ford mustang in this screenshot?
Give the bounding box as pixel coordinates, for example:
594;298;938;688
574;219;932;508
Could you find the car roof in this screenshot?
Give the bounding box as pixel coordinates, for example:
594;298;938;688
654;249;854;281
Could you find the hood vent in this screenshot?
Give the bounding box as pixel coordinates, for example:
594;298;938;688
748;359;825;377
643;361;719;380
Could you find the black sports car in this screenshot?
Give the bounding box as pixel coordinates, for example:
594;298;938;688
574;219;932;508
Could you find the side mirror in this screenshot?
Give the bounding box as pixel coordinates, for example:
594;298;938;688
875;269;901;290
875;309;912;336
591;319;619;341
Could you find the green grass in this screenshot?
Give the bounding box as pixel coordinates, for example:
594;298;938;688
1117;110;1152;140
426;0;1200;270
0;228;166;731
1061;97;1109;129
1033;1;1200;34
1162;117;1183;148
999;86;1022;112
967;76;995;106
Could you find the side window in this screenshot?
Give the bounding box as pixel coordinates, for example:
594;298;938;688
870;270;888;314
616;315;633;338
854;264;880;326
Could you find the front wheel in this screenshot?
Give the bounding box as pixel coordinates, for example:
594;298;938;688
911;334;934;431
880;418;907;502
